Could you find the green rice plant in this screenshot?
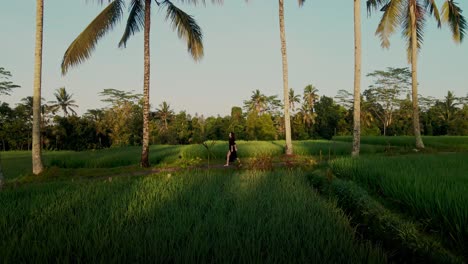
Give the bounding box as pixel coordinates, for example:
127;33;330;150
306;170;463;263
292;140;385;157
0;170;387;263
330;153;468;253
333;136;468;151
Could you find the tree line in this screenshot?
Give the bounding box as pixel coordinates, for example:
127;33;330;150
2;67;466;151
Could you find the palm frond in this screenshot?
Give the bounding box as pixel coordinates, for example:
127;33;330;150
402;0;425;62
376;0;404;49
62;0;124;75
119;0;145;47
167;0;224;6
422;0;441;27
366;0;389;16
441;0;466;43
163;0;204;61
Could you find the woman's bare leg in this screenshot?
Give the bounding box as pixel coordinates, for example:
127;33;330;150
225;151;230;166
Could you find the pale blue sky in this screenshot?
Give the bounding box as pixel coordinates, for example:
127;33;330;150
1;0;467;116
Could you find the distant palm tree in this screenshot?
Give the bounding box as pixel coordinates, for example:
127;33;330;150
288;88;301;112
244;89;269;114
155;101;175;131
303;84;319;112
32;0;45;174
61;0;206;167
299;104;316;128
49;87;78;117
369;0;466;149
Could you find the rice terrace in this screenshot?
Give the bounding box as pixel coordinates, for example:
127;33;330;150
1;0;468;263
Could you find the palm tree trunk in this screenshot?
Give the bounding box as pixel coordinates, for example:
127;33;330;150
140;0;151;167
352;0;362;157
32;0;45;174
410;4;425;149
279;0;293;155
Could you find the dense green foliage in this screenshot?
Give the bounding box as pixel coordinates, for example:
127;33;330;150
1;85;466;151
0;170;386;263
330;153;468;252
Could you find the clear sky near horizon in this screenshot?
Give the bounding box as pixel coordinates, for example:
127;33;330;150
1;0;467;116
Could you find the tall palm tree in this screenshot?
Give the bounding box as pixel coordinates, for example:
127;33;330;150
155;101;175;131
49;87;78;117
288;88;301;112
369;0;466;149
32;0;45;175
61;0;206;167
353;0;362;156
279;0;305;155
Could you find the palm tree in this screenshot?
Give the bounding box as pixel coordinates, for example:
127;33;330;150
303;84;319;112
49;87;78;117
299;104;316;127
279;0;305;155
369;0;466;149
353;0;362;156
155;101;175;131
244;89;268;114
61;0;205;167
288;88;301;112
32;0;45;174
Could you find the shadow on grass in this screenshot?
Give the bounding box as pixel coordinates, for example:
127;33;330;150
0;169;387;263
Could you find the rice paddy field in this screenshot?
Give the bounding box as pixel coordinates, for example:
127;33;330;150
1;137;467;262
0;170;386;263
333;136;468;151
330;153;468;253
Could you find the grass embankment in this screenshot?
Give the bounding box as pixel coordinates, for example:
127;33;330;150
307;169;463;263
0;169;386;263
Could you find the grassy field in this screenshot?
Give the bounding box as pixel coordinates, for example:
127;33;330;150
330;153;468;252
1;140;385;180
333;136;468;151
0;169;386;263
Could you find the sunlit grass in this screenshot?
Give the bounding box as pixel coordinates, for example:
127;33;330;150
2;140;381;180
0;169;386;263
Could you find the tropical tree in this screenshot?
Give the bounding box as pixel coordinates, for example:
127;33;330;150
243;90;281;115
244;90;268;114
32;0;45;174
303;84;319;112
368;0;466;148
278;0;305;155
0;67;21;96
49;87;78;117
366;67;411;135
288;88;301;112
155;101;175;131
61;0;206;167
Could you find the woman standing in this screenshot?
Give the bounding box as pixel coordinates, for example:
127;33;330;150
225;132;241;167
